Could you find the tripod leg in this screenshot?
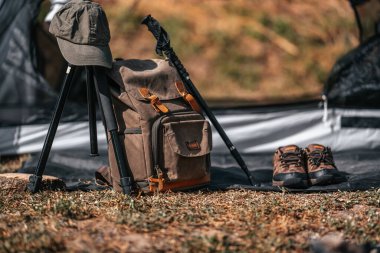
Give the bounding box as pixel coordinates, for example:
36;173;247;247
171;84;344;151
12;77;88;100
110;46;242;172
92;66;133;195
27;65;77;193
86;67;99;157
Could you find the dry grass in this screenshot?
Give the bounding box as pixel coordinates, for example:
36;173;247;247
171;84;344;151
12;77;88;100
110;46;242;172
0;189;379;252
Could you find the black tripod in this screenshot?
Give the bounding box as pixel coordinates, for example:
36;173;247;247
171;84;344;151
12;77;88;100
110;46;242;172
27;65;133;195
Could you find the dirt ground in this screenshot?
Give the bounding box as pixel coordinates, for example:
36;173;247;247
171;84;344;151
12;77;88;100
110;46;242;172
0;189;379;252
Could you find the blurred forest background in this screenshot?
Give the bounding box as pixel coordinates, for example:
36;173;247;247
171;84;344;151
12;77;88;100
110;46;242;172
43;0;359;104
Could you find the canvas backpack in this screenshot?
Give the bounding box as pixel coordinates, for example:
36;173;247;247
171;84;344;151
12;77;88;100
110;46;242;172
97;59;212;192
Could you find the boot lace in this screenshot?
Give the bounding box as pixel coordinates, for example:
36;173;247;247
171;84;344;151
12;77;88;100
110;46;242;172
308;148;335;166
280;151;303;169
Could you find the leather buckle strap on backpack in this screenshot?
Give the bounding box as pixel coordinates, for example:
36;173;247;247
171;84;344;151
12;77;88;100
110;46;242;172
139;87;169;113
175;81;202;113
149;174;211;192
148;175;165;192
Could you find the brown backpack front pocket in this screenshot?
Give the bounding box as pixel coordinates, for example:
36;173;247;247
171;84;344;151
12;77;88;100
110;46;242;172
162;120;211;181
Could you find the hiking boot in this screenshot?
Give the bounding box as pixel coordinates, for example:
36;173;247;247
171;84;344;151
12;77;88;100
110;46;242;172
304;144;341;186
272;145;308;188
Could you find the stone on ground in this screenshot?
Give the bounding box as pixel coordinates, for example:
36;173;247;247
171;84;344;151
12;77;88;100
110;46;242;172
0;173;66;192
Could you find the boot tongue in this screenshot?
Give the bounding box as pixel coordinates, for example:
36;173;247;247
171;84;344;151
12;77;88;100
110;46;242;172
281;145;299;153
307;144;326;152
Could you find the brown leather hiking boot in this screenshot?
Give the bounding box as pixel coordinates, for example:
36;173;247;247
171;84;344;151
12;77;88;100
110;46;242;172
272;145;308;188
304;144;341;186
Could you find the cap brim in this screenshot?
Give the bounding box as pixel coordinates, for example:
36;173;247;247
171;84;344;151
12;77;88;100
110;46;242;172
56;37;112;69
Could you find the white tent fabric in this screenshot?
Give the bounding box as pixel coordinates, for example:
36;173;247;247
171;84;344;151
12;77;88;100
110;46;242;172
212;107;380;153
0;122;107;155
1;106;379;155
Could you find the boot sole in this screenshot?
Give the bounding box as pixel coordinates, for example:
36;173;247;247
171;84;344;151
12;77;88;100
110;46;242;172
309;174;334;186
272;178;308;188
309;169;344;186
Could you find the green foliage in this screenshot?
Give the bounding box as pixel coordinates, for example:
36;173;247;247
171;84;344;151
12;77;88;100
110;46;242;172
218;55;261;90
243;26;268;42
223;4;252;17
306;61;328;84
102;0;359;102
259;14;297;43
160;17;204;57
113;8;145;35
209;31;261;90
